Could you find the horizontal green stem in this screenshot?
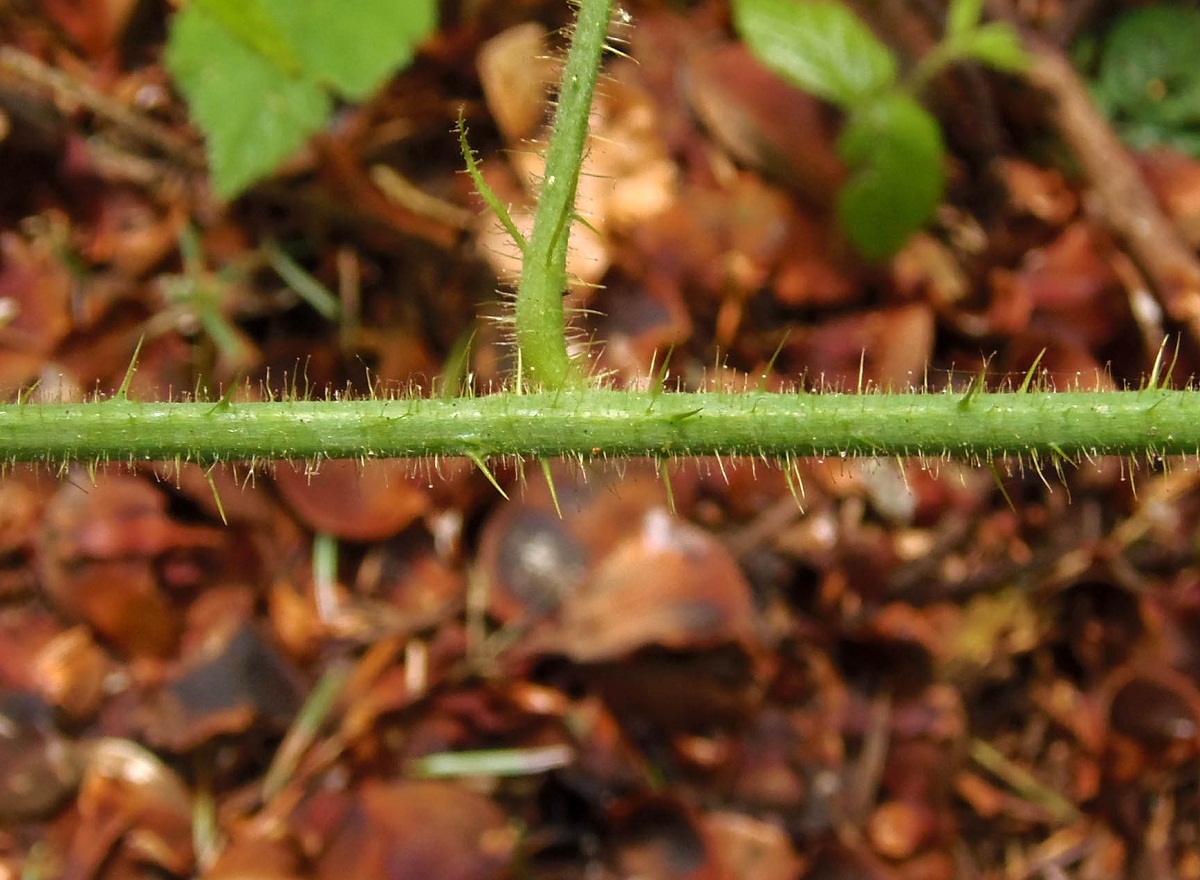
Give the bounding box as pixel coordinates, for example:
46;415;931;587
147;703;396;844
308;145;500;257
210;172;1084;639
1;389;1196;463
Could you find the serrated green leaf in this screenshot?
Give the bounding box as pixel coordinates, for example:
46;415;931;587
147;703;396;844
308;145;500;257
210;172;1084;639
947;0;984;38
836;93;944;259
165;4;330;199
733;0;896;106
192;0;301;75
955;22;1028;73
260;0;437;100
166;0;435;198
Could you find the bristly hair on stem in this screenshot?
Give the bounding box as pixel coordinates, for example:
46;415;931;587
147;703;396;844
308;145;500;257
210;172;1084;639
3;386;1200;466
509;0;614;390
1;0;1200;489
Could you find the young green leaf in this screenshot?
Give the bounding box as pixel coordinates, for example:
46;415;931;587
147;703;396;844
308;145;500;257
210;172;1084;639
946;0;984;39
165;0;437;198
836;92;945;259
165;4;330;200
1095;5;1200;122
953;22;1029;73
259;0;437;100
732;0;896;107
192;0;301;75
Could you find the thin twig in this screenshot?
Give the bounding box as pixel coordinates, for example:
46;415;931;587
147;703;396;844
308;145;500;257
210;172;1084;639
370;164;474;230
1019;36;1200;345
969;738;1083;825
1047;0;1106;47
0;45;204;167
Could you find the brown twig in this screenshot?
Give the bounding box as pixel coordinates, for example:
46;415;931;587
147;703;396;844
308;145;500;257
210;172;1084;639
1020;37;1200;345
1047;0;1107;47
0;45;204;167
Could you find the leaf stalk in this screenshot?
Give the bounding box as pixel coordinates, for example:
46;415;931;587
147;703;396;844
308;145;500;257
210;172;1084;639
513;0;613;388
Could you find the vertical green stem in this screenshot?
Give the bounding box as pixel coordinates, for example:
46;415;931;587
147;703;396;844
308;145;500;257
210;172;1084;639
515;0;613;388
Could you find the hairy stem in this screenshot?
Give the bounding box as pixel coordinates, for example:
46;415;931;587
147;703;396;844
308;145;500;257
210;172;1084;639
5;389;1197;463
5;0;1197;472
514;0;612;388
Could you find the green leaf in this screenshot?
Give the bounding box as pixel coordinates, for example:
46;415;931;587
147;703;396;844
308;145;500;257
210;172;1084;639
165;4;330;200
1093;5;1200;128
192;0;301;75
1086;4;1200;157
166;0;436;198
733;0;896;106
258;0;437;100
1121;121;1200;156
946;0;984;38
836;92;945;259
954;22;1028;73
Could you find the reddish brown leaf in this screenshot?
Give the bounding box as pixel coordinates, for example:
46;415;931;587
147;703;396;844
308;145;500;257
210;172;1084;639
273;460;430;542
312;781;514;880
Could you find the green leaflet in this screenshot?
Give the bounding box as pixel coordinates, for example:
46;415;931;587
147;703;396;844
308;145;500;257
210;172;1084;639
836;93;945;260
191;0;301;75
1089;4;1200;156
947;0;984;39
258;0;436;100
734;0;1024;258
165;0;437;198
947;22;1027;73
165;5;330;199
732;0;895;107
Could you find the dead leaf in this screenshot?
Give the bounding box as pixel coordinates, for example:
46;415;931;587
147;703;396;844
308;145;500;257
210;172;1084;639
274;460;429;542
311;781;514;880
